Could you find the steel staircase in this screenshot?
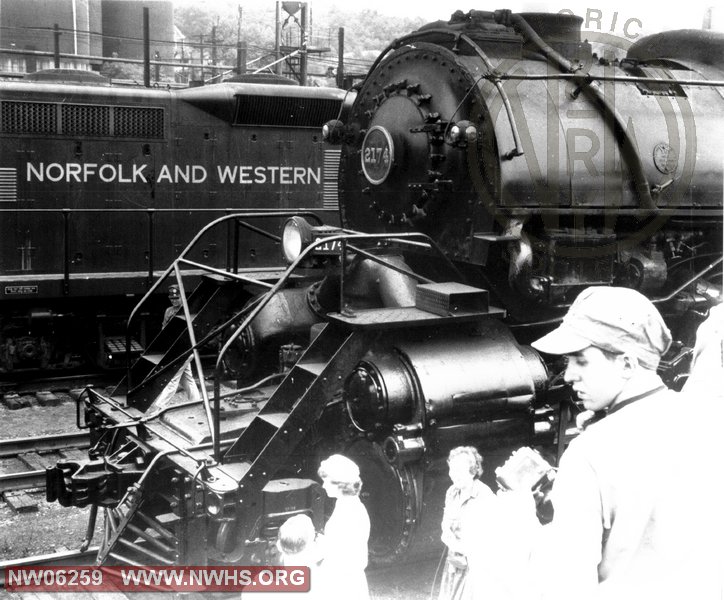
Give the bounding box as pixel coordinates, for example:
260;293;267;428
114;274;237;411
222;322;374;534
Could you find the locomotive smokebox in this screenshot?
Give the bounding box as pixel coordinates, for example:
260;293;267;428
337;9;723;313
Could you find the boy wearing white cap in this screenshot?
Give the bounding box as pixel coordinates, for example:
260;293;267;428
529;287;723;600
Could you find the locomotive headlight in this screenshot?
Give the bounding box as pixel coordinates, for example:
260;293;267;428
448;120;478;147
322;119;345;144
282;216;314;263
282;217;343;264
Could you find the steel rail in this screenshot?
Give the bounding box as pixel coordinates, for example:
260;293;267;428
0;431;90;458
0;373;113;396
0;469;46;493
0;548;98;587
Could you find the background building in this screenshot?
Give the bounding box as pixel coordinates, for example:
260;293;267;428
0;0;174;75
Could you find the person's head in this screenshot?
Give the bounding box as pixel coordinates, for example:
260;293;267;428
318;454;362;498
277;514;316;562
532;286;671;412
168;284;181;307
447;446;483;489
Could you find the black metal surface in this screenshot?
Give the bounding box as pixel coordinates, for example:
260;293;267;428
0;78;348;374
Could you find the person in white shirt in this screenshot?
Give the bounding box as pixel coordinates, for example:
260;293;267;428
150;284;200;410
527;286;724;600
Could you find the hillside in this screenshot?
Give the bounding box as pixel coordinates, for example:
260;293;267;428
172;2;428;83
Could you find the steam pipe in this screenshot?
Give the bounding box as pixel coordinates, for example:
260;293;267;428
506;12;656;211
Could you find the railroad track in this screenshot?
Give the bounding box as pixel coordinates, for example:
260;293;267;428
0;372;115;397
0;431;90;458
0;548;98;587
0;431;91;494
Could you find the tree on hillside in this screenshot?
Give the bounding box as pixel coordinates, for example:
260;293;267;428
173;2;427;84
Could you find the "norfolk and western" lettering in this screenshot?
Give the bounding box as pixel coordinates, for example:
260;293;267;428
25;163;321;185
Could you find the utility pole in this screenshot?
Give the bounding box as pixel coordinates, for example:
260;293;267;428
143;7;150;87
236;6;245;74
300;3;308;86
211;25;217;75
337;27;344;89
275;1;282;76
237;41;246;74
198;34;204;82
53;23;61;68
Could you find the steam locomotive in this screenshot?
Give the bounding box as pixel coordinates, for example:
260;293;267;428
47;10;722;570
0;71;349;373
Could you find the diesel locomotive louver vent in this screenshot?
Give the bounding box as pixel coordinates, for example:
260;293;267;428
114;106;164;138
62;104;110;136
1;101;56;134
1;101;164;138
234;96;340;128
0;167;17;202
322;148;341;210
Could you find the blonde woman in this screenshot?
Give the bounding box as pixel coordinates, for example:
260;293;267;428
439;446;495;600
317;454;370;600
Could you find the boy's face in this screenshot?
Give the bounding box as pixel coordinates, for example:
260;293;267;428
563;346;628;412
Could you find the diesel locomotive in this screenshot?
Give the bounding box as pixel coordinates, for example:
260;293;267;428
47;10;722;569
0;72;350;373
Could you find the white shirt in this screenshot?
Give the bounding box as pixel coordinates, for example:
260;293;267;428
318;496;370;600
534;384;724;600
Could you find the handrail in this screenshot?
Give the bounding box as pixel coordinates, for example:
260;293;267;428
357;27;526;159
212;229;463;375
507;13;655;210
457;33;525;159
211;228;466;461
125;210;322;328
493;73;724;87
178;258;275;290
171;262;214;444
122;210;324;452
3;206;333;299
115;207;468;463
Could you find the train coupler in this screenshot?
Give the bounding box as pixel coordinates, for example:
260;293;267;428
46;459;143;508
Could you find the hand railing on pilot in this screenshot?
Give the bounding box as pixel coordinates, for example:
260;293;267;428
210;228;466;462
123;210;324;451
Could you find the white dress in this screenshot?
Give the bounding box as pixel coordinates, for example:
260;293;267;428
318;496;370;600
